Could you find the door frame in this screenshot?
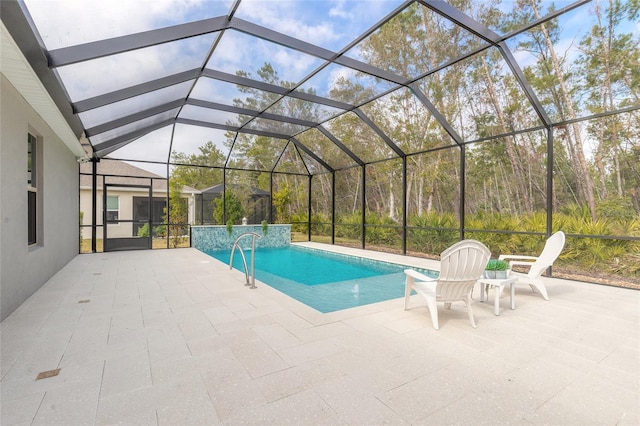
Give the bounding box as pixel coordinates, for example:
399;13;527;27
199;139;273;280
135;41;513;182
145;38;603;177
103;183;152;251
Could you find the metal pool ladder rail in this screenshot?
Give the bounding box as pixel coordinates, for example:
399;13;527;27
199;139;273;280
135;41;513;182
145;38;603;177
229;232;262;289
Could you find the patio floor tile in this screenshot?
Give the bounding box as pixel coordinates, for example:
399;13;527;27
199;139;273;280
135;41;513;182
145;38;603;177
1;246;638;425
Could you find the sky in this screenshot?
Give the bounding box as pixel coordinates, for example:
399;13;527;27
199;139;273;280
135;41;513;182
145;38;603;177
21;0;638;175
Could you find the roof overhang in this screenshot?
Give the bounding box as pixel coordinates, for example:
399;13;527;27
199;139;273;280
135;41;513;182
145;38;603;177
1;20;87;159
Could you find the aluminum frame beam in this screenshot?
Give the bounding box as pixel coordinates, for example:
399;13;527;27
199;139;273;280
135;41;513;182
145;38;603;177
409;83;464;145
186;99;319;128
85;99;185;137
353;109;405;158
72;69;200;113
47;16;229;67
201;69;354;111
92;118;175;156
419;0;551;128
290;137;334;173
176;118;291;140
316;126;365;167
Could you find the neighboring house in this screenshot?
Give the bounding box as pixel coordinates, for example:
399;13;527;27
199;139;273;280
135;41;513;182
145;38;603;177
79;160;199;240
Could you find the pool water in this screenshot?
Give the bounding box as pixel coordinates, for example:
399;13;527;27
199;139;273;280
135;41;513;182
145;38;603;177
204;245;436;313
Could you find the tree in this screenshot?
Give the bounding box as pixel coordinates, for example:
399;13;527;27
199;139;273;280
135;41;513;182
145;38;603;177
213;190;245;225
170;141;225;190
166;179;188;247
577;0;640;206
506;0;597;218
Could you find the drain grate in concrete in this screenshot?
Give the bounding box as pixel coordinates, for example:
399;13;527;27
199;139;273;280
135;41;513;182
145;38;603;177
36;369;60;380
78;299;90;303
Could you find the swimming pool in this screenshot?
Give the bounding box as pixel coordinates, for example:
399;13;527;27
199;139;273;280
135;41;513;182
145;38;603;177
204;245;437;313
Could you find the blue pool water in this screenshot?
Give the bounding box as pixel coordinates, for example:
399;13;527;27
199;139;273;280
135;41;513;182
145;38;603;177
204;245;436;313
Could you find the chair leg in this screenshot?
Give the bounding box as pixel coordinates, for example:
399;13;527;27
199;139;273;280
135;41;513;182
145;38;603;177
530;280;550;300
426;297;439;330
404;277;413;310
465;294;477;328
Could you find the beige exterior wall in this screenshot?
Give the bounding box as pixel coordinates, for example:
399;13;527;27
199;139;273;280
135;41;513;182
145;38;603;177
80;187;196;239
80;188;147;239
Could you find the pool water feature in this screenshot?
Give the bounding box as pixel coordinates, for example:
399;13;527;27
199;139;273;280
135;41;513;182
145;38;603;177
204;245;437;313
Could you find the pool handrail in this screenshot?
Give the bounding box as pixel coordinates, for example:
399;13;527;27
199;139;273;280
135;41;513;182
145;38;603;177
230;232;263;289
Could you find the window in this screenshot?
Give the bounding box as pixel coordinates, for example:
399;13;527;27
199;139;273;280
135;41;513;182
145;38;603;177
27;133;37;245
106;195;119;222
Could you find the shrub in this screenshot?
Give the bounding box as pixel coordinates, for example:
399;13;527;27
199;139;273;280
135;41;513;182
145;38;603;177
596;196;636;221
153;225;167;238
137;223;150;237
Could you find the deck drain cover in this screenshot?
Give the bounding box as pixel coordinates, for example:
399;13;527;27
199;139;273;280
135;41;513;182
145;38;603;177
36;369;60;380
78;299;90;304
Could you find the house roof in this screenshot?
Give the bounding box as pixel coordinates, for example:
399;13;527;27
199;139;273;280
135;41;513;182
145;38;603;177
79;159;198;194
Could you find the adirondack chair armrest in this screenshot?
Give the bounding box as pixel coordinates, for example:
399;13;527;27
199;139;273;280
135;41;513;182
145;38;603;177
499;255;538;271
499;254;536;265
404;269;437;282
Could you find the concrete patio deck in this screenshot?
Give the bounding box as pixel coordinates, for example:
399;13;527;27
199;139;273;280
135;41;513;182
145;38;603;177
1;244;638;425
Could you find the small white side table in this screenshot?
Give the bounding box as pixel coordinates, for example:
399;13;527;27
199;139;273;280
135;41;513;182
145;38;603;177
477;276;518;316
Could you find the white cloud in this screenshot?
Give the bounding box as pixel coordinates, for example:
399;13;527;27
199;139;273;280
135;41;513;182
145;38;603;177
24;0;221;49
329;0;349;19
328;64;356;87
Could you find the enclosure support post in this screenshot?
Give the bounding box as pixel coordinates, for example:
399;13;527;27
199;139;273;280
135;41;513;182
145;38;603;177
402;156;407;255
547;128;555;275
331;172;336;245
102;181;107;246
546;128;554;238
460;146;466;241
308;175;312;242
361;164;366;250
91;157;97;253
269;172;273;223
222;170;227;225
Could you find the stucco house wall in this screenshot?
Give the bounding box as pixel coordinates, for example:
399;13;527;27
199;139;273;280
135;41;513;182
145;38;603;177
79;161;198;240
0;74;80;320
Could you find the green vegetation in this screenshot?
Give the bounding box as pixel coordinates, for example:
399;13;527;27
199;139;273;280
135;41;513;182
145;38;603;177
163;1;639;285
302;209;639;280
214;191;245;225
485;259;509;271
166;180;188;248
79;211;84;247
136;223;167;238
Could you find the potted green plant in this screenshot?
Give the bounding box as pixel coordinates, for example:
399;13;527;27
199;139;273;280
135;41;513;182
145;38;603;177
485;259;509;279
261;219;269;235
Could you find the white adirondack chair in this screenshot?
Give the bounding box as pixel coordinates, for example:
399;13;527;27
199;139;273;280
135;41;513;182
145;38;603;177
404;240;491;329
499;231;566;301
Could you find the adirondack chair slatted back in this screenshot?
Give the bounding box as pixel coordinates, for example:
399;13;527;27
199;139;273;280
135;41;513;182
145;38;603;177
437;240;491;301
528;231;566;279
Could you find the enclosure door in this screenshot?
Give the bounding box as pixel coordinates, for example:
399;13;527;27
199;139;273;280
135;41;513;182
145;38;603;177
103;184;152;251
132;197;166;236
